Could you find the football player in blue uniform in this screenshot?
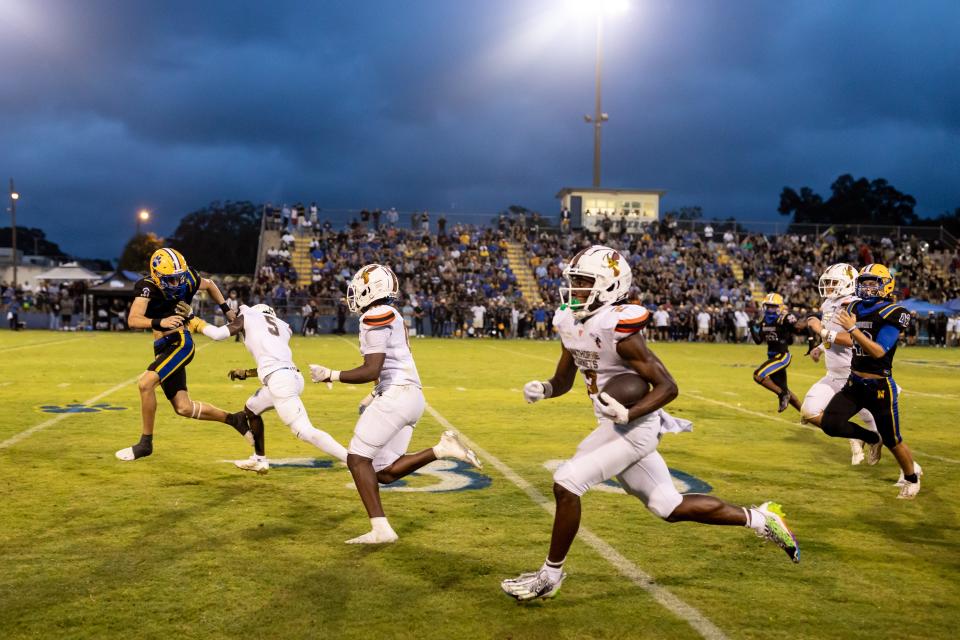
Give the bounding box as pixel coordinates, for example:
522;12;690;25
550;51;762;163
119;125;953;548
819;264;922;498
751;293;806;413
115;248;250;461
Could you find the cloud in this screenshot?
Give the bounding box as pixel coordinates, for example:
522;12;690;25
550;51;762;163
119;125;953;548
0;0;957;258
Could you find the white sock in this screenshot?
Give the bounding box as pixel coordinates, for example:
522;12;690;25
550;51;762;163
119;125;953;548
744;507;765;533
371;517;395;535
542;557;565;581
297;425;348;462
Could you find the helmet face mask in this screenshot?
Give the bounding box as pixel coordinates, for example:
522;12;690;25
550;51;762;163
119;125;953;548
855;264;895;300
150;248;189;299
559;246;632;320
347;264;400;314
818;263;857;299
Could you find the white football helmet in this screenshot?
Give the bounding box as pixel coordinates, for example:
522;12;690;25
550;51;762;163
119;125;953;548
818;263;857;299
249;303;276;317
347;264;400;313
559;245;632;320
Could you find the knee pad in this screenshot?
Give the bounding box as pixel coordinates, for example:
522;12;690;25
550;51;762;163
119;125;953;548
552;463;588;497
645;483;683;520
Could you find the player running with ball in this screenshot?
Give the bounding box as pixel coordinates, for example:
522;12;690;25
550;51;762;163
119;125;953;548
501;246;799;602
308;264;483;544
803;264;880;465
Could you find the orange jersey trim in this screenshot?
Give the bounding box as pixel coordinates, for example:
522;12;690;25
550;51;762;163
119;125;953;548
363;311;396;326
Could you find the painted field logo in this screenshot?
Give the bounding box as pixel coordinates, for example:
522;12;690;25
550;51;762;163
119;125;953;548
543;460;712;495
219;458;490;493
39;403;127;414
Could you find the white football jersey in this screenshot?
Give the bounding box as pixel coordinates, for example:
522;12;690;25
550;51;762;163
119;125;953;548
239;304;295;383
553;303;650;415
819;295;858;377
359;304;422;392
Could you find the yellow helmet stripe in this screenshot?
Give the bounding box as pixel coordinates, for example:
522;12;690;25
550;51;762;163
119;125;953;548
164;248;182;272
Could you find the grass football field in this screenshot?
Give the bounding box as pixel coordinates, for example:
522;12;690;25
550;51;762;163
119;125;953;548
1;331;958;639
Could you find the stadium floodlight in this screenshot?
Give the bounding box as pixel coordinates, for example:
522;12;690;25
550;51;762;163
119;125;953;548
137;209;151;235
8;178;19;287
568;0;630;187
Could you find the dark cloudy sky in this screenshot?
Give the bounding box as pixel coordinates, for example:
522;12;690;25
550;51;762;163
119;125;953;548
1;0;958;259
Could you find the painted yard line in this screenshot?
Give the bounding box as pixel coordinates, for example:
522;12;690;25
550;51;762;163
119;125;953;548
424;404;728;640
898;360;960;370
0;336;87;353
344;336;727;638
0;343;213;451
685;392;960;465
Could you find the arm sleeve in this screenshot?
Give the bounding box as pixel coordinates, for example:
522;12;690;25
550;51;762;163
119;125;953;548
202;323;231;341
874;324;900;353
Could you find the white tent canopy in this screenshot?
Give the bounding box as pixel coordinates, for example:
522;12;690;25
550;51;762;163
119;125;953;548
34;262;102;282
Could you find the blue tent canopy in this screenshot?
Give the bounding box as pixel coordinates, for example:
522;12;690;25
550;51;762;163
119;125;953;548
946;298;960;312
899;298;954;314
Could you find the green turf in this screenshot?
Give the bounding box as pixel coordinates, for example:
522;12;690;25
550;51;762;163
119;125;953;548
1;332;958;639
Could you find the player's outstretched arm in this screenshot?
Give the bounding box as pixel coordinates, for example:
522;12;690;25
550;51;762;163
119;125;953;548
615;333;679;421
311;353;386;384
523;345;577;403
191;312;243;341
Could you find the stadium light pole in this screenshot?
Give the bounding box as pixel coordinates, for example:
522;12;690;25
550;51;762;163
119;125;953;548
581;0;628;188
8;178;19;288
137;209;151;235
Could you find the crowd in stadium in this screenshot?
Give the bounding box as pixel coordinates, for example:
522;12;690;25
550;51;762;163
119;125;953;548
3;210;959;344
239;208;960;344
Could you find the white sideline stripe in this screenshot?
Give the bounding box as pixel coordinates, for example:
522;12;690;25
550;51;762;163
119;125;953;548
424;404;729;640
0;376;139;450
685;392;960;465
340;336;726;637
0;336;86;353
0;343;214;451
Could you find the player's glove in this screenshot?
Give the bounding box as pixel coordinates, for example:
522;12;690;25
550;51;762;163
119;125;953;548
523;380;552;404
228;368;248;381
309;364;339;388
175;301;195;319
594;392;630;425
358;392;375;415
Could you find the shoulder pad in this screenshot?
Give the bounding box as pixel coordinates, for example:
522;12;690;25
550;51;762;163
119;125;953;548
362;307;396;327
613;304;650;335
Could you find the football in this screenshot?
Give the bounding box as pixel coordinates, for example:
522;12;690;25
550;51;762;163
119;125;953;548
601;372;650;408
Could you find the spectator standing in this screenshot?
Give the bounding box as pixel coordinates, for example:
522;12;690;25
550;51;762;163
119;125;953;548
653;307;670;342
533;306;547;339
734;307;750;343
696;307;712;342
470;302;486;337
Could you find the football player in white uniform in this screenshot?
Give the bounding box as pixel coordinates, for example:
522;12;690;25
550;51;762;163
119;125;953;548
803;264;880;465
501;246;800;602
189;303;348;473
309;264;483;544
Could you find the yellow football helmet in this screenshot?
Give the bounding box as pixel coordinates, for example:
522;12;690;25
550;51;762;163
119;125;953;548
856;264;895;299
762;292;785;310
150;248;189;295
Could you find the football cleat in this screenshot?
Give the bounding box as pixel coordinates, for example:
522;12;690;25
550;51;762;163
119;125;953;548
234;456;269;475
435;430;483;469
346;529;398;545
777;392;791;413
894;462;923;487
849;440;865;466
897;479;920;500
115;446;136;461
501;569;566;602
864;439;883;465
755;501;800;563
